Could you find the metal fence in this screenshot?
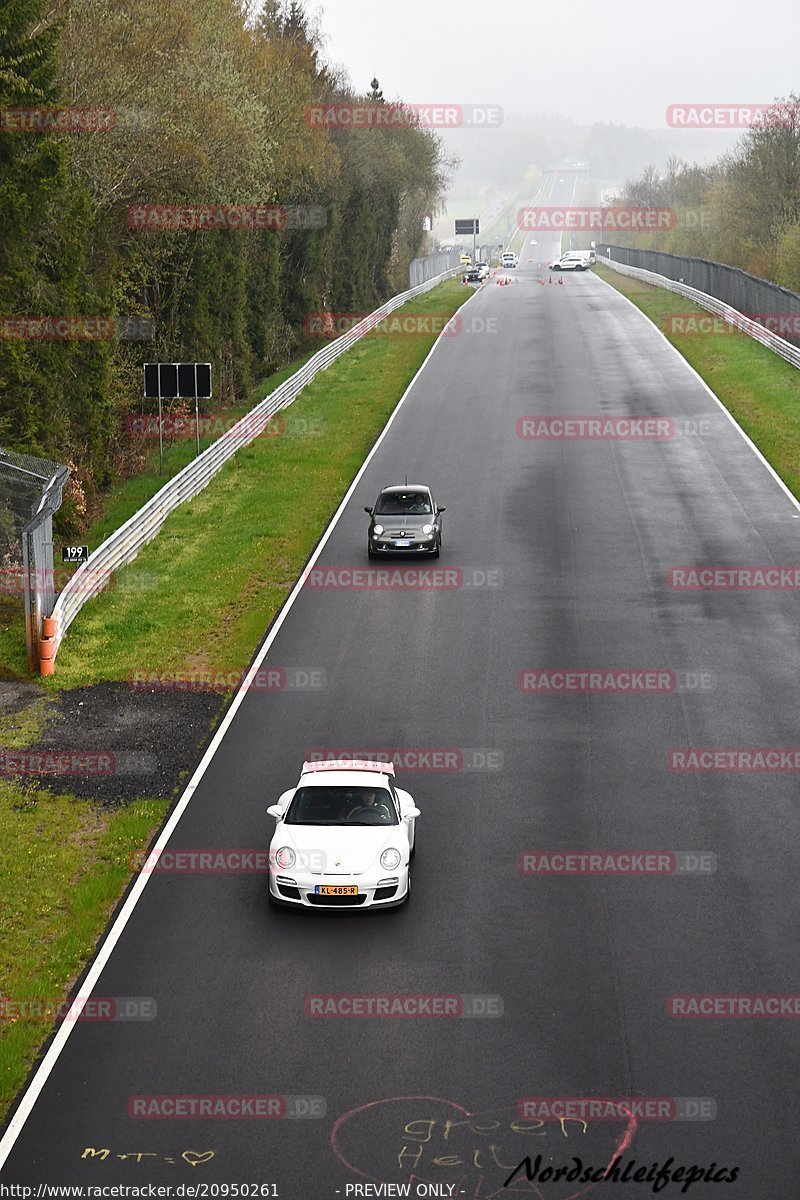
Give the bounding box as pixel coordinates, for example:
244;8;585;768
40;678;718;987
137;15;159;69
596;251;800;372
49;264;461;666
597;245;800;350
408;249;462;288
0;450;70;669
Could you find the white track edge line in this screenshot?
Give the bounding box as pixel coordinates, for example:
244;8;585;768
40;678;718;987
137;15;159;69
593;268;800;516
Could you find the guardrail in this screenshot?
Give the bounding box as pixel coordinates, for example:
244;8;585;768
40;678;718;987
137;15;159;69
597;253;800;371
48;265;461;667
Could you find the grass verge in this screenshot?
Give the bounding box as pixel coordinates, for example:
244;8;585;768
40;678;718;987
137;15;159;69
0;758;165;1114
593;262;800;499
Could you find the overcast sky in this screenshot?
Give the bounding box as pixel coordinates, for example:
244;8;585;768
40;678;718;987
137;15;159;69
313;0;798;130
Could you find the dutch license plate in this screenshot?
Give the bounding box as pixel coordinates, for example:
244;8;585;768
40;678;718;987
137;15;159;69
393;539;411;547
315;885;358;895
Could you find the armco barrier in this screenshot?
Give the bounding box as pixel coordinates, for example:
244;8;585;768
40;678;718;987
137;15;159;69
596;252;800;372
48;267;460;669
596;244;800;349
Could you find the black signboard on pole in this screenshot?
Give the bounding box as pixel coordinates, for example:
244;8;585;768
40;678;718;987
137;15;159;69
142;363;213;468
454;219;479;263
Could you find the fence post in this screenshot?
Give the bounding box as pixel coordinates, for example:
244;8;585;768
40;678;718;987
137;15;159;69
22;528;36;673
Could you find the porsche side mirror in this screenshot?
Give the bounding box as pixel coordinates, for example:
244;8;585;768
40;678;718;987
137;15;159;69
404;807;421;819
266;805;283;819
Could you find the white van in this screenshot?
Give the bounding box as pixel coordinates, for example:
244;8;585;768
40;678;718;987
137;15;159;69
501;252;518;269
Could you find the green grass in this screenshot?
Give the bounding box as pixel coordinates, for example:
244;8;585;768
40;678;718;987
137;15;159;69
0;279;471;686
593;262;800;499
0;696;53;748
90;354;318;548
0;777;165;1115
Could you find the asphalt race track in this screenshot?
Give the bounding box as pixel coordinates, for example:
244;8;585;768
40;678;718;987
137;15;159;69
2;177;800;1198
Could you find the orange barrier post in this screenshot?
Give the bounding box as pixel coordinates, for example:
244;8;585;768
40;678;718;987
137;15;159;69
38;615;56;675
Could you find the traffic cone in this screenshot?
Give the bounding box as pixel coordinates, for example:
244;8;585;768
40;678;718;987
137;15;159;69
557;276;564;285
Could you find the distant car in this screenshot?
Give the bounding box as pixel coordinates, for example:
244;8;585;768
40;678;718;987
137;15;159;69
267;759;419;910
550;253;588;271
476;262;490;279
365;484;445;558
559;177;564;182
465;263;489;282
501;252;518;268
459;253;472;266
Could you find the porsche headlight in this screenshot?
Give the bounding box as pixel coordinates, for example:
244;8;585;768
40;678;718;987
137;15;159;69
380;848;402;870
275;846;295;869
422;524;433;534
373;524;384;536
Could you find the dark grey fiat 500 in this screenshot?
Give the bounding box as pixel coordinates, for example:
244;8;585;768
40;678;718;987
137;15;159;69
364;485;446;558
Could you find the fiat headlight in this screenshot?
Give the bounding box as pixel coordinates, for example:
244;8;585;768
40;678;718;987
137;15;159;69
380;848;402;870
422;524;433;534
373;525;384;536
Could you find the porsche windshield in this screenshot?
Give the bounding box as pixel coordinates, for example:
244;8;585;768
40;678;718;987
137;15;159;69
375;492;432;515
285;785;398;825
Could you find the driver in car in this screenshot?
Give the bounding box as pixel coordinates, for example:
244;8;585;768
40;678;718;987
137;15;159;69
408;493;429;513
346;789;392;822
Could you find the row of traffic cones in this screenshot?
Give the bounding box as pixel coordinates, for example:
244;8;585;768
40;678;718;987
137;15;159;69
538;275;564;286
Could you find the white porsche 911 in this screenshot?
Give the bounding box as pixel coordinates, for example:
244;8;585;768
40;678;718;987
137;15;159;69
267;760;419;909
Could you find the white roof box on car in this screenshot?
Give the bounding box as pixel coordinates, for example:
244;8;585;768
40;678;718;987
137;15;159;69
302;758;395;776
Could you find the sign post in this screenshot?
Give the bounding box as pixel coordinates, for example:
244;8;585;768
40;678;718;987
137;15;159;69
455;218;479;264
143;363;213;471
